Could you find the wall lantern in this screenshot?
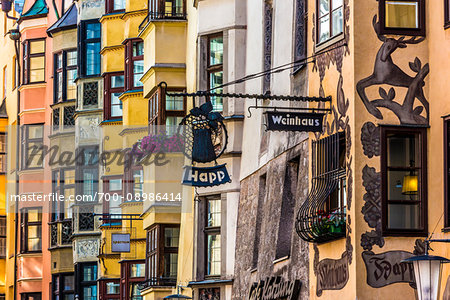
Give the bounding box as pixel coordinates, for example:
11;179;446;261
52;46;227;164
403;239;450;300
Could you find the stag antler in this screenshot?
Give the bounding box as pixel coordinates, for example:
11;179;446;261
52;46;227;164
372;15;386;42
398;36;426;45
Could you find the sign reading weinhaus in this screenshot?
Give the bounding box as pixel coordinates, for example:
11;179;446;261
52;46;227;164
248;277;301;300
266;112;325;132
111;233;131;253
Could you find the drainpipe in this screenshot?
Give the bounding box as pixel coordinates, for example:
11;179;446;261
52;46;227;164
8;26;21;300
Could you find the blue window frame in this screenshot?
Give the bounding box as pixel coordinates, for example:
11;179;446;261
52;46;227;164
79;20;101;77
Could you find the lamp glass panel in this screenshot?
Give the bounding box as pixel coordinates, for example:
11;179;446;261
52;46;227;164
388;170;419;201
414;259;442;300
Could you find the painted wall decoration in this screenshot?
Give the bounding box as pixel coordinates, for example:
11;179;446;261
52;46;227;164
362;250;416;288
362;240;425;289
314;216;353;296
361;122;380;158
360;165;384;251
248;277;302;300
356;16;429;125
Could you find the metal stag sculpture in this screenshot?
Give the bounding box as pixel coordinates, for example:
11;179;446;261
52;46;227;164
356;16;429;125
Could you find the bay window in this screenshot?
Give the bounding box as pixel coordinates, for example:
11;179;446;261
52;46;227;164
381;126;427;235
79;21;101;77
207;35;223;112
52;169;75;221
54;49;77;103
379;0;425;35
317;0;343;44
124;39;144;90
100;279;120;300
52;274;75;300
20;208;42;253
104;72;124;119
148;88;186;130
120;261;145;300
76;146;99;200
76;263;97;300
149;0;186;19
145;224;179;287
23;39;45;84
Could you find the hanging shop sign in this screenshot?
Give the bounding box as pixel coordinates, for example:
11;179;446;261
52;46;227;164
182;164;231;187
362;250;416;288
316;254;350;296
179;100;230;187
266;111;325;132
248;277;301;300
111;233;131;253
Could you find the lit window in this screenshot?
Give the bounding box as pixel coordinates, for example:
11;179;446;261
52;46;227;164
379;0;425;35
23;39;45;84
20;208;42;253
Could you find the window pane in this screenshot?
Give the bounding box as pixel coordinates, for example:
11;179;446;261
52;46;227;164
83;265;97;281
130;263;145;277
210;71;223;111
387;132;420;167
0;154;6;173
114;0;126;10
318;15;330;43
28;209;42;222
57;72;63;100
165;116;183;136
67;69;77;100
164;253;178;278
388;203;420;229
28;225;42;251
30;40;45;54
385;1;419;28
331;7;343;36
165;95;184;111
207;199;221;227
207;234;221;275
85;42;101;76
133;169;143;196
164;227;180;247
67;51;77;67
133;60;144;87
111;93;123;117
64;275;74;290
332;0;343;10
0;218;6;235
86;23;101;39
30;57;45;82
83;286;97;300
28;125;43;139
111;75;124;88
56;53;63;69
387;170;420;201
133;42;144;57
0;134;6;152
109;179;122;191
106;282;120;294
209;37;223;66
319;0;330;17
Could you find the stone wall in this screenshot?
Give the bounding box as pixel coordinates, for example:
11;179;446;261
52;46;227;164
232;140;310;299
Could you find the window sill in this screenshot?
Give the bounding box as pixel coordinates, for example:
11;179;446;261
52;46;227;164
273;255;289;265
445;23;450;30
315;33;345;53
442;227;450;233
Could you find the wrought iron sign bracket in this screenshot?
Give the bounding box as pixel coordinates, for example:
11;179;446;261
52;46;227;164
249;105;331;118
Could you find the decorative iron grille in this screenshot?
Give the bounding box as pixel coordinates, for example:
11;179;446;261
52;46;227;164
50;223;58;247
53;108;60;128
295;132;347;243
83;82;98;106
63;106;75;126
78;205;95;231
61;220;73;244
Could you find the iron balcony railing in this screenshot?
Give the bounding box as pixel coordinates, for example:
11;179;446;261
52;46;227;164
138;277;177;290
138;10;187;31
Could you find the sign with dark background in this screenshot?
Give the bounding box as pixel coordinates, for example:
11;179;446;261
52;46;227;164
266;112;324;132
362;250;416;288
248;277;301;300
